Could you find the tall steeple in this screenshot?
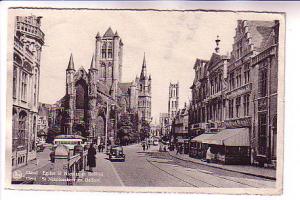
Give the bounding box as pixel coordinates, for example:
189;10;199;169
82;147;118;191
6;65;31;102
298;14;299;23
140;52;147;79
215;35;221;54
103;27;115;37
90;54;96;70
67;53;75;71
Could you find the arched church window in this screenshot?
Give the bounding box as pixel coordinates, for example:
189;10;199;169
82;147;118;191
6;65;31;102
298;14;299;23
108;42;113;58
102;42;107;58
75;79;88;110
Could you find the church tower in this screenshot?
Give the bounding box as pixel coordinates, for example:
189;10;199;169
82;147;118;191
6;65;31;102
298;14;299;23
168;82;179;121
95;27;123;99
138;53;152;124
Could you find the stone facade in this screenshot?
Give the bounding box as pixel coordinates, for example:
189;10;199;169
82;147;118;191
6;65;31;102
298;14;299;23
251;21;279;166
61;28;152;143
189;20;279;166
159;113;169;136
173;103;189;139
12;15;44;168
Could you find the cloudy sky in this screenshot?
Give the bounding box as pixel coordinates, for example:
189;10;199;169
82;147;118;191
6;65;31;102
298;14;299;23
9;8;279;124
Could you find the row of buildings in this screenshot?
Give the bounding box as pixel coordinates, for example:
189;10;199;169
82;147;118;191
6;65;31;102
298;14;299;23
171;20;279;167
11;15;153;169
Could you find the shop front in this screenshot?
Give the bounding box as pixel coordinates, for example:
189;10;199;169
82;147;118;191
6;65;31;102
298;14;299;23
189;133;217;159
202;128;251;165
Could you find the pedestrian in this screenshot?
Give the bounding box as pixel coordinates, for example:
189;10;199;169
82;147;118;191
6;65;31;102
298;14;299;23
87;143;96;172
98;144;101;153
101;143;104;152
179;145;183;154
142;142;145;151
206;147;213;163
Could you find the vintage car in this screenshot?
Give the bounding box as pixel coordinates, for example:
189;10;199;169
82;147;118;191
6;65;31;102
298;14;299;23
108;145;125;161
36;143;45;152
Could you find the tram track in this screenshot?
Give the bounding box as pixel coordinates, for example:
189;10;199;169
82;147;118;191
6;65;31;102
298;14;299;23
146;152;265;188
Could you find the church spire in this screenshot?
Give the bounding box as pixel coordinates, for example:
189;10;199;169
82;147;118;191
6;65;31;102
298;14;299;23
67;53;75;71
215;35;220;54
140;52;147;79
90;54;96;70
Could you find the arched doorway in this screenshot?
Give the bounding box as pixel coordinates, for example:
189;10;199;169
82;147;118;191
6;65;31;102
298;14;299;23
74;79;88;138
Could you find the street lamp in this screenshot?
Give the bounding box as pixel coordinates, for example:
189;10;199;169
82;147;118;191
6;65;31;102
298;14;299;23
104;101;115;152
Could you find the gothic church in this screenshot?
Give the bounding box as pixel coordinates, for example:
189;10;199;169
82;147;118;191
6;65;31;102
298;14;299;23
61;27;151;143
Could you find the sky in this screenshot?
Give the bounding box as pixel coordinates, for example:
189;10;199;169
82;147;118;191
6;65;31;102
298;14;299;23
9;9;279;124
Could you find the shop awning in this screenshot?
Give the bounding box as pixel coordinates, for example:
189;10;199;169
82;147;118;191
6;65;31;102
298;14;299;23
202;128;250;146
191;133;216;143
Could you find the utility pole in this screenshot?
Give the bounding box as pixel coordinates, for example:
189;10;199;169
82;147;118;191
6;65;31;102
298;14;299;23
104;101;109;152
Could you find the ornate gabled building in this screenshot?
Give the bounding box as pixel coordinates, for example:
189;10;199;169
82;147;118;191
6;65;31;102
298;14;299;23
189;20;279;166
189;59;209;137
226;20;279;166
61;27;152;144
12;15;44;168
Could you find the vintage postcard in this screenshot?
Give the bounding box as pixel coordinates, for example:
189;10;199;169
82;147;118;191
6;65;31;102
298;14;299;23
5;6;285;194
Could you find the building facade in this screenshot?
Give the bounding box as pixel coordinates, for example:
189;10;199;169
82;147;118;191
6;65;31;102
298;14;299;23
173;103;189;140
61;28;152;143
189;59;209;137
159;113;169;136
189;20;279;166
251;20;279;167
12;15;44;168
37;103;51;143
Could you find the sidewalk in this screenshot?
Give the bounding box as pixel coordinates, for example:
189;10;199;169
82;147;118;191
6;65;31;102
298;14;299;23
168;151;276;180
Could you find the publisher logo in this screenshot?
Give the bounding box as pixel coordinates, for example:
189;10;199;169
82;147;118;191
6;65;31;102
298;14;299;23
12;170;23;180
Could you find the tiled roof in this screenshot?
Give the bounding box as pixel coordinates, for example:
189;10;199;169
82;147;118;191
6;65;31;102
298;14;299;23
118;82;133;94
247;21;275;52
103;27;115;37
97;80;110;95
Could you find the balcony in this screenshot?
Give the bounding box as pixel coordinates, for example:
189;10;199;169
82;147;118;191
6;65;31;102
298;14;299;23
251;46;276;66
15;21;45;44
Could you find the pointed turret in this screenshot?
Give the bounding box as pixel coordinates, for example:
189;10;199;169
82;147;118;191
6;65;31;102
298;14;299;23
140;52;147;79
103;27;114;37
96;32;100;39
67;53;75;71
215;35;221;54
90;54;96;70
114;31;119;37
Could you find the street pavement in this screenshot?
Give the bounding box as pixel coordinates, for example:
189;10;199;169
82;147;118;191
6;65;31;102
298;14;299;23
14;144;275;188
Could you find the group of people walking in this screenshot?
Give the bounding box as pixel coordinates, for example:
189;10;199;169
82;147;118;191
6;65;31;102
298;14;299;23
141;141;151;151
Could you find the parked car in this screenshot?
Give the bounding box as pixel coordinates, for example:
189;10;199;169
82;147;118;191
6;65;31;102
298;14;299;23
108;145;125;161
36;143;45;152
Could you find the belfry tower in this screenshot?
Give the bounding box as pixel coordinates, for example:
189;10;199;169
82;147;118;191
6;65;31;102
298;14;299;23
137;53;152;124
95;27;123;99
168;82;179;121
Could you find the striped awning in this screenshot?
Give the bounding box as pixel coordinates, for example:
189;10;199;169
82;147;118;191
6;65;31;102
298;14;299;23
191;133;216;143
202;128;250;146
